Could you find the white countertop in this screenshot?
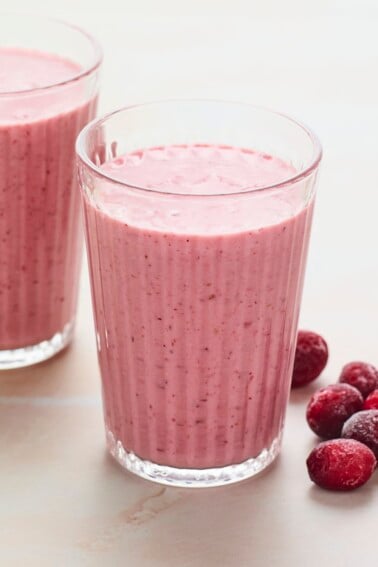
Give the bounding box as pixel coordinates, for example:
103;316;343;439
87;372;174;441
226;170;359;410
1;1;378;565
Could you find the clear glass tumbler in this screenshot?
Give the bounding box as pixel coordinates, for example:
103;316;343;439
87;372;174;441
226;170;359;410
0;15;101;368
77;101;322;487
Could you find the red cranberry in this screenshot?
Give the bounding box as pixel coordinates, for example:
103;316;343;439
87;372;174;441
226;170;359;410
364;390;378;410
342;410;378;458
292;330;328;388
306;384;363;439
306;439;376;491
339;361;378;398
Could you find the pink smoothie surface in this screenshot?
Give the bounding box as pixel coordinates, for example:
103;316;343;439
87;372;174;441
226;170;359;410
0;48;96;349
0;47;81;93
83;144;314;469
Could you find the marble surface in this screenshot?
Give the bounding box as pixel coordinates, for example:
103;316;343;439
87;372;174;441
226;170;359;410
2;1;378;565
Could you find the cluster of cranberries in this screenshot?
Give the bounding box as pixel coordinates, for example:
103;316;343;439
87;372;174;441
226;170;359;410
292;331;378;491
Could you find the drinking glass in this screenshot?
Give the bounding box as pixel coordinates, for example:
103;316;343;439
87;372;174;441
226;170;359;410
77;101;321;487
0;14;101;368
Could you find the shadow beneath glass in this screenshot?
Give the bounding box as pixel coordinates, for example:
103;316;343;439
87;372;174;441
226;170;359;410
289;374;329;405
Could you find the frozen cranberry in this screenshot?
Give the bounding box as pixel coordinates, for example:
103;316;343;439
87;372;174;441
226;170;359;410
306;383;363;438
339;362;378;398
306;439;376;491
291;330;328;388
364;390;378;410
342;410;378;458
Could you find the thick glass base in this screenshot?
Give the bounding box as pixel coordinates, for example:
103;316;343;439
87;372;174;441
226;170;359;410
0;321;74;370
107;429;282;488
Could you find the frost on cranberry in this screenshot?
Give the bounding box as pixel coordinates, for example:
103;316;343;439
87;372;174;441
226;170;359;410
306;439;376;491
306;383;363;439
363;390;378;410
342;410;378;459
291;330;329;388
339;361;378;398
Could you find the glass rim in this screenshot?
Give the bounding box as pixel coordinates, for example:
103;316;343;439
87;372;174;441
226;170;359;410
0;13;103;97
76;99;323;198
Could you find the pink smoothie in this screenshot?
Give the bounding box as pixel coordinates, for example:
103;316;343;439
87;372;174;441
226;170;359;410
0;48;97;349
83;144;314;469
